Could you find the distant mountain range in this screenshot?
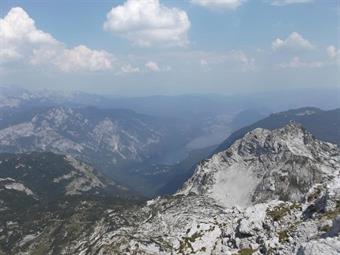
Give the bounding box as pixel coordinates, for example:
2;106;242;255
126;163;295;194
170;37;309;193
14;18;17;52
1;86;339;117
0;106;200;193
0;86;270;152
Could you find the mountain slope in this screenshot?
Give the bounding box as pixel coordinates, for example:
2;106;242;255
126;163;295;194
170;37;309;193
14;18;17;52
0;106;165;162
8;123;339;254
0;152;127;202
0;151;140;254
0;106;196;194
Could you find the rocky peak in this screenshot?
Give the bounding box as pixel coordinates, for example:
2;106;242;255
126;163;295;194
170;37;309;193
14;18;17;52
178;123;340;208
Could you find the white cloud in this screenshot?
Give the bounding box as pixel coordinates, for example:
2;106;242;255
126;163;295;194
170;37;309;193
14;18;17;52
190;0;245;10
0;7;57;62
231;50;255;69
145;61;160;72
0;7;56;44
103;0;190;47
31;46;114;72
272;32;314;51
199;50;255;71
30;47;58;65
327;45;340;59
120;64;140;74
270;0;313;6
279;57;323;69
55;46;113;72
1;7;114;72
0;47;22;62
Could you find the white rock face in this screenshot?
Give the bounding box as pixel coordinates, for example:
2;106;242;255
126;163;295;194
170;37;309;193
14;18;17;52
4;183;34;196
0;179;34;196
178;123;340;208
0;106;165;173
297;237;340;255
238;203;268;236
63;156;106;195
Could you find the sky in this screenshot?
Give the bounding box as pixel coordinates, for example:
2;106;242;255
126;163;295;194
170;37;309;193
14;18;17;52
0;0;339;96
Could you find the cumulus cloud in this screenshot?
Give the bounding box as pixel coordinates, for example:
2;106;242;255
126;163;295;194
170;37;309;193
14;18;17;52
327;45;340;59
103;0;190;47
0;7;56;45
278;57;323;69
145;61;160;72
1;7;114;72
269;0;313;6
0;7;57;62
55;46;113;72
190;0;245;10
272;32;314;51
30;46;114;72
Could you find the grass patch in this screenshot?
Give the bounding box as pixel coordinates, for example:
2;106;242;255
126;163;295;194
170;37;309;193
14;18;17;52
267;202;300;221
267;204;291;221
278;230;289;243
320;224;331;232
236;248;255;255
177;231;203;254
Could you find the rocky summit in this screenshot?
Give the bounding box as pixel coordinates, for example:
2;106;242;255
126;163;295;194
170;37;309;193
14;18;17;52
4;123;338;255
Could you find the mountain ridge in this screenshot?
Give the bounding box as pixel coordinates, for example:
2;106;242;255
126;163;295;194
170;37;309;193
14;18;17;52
178;122;339;208
215;107;340;154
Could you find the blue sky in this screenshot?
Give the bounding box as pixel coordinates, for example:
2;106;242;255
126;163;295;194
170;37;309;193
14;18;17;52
0;0;339;96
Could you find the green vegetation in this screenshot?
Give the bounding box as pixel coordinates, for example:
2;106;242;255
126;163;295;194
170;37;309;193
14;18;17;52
178;237;194;254
187;232;203;243
236;248;255;255
267;202;300;222
278;230;289;243
320;224;331;233
177;231;203;254
267;204;291;221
